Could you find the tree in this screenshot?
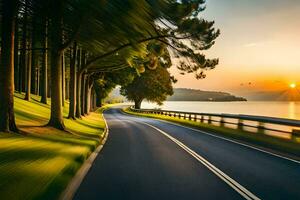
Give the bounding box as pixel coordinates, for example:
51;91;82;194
121;65;175;109
80;0;219;79
68;42;77;119
94;78;114;108
0;0;19;132
44;0;218;128
0;0;220;132
120;41;176;109
40;18;48;104
93;68;135;107
46;0;66;129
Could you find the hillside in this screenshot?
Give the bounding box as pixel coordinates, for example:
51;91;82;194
167;88;247;102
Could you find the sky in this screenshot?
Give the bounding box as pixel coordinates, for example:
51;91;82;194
171;0;300;100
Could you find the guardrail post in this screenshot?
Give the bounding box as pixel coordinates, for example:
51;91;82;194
189;114;192;121
291;129;300;141
208;116;212;124
194;115;197;121
257;122;265;134
220;117;225;127
200;115;204;123
237;119;243;130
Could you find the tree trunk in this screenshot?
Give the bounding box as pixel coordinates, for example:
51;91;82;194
30;52;37;94
65;79;69;100
76;71;82;118
18;54;23;93
24;41;31;101
80;73;86;116
84;75;90;115
47;1;65;130
87;82;92;113
36;65;40;95
30;18;38;95
68;42;77;119
134;99;143;109
0;0;18;132
80;51;87;116
90;90;94;112
14;17;19;92
96;93;102;107
20;0;28;93
40;19;48;104
93;91;97;110
48;48;64;129
61;50;65;106
75;49;82;118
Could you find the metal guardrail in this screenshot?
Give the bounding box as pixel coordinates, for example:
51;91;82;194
130;107;300;141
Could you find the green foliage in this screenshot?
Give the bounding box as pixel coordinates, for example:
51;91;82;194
48;0;220;77
120;41;176;108
121;65;174;108
93;68;136;105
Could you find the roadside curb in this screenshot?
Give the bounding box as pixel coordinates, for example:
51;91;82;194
59;111;109;200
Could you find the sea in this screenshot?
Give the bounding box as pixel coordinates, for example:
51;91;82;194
141;101;300;120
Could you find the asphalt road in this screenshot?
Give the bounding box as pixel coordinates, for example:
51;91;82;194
74;108;300;200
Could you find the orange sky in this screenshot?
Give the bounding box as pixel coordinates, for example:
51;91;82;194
171;0;300;100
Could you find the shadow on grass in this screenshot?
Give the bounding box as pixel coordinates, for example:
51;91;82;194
23;131;99;149
15;109;49;123
70;129;104;140
71;119;102;130
0;145;88;164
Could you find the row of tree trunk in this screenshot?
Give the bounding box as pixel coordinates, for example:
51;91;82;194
0;0;99;132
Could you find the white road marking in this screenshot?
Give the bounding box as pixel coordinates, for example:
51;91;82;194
122;110;300;164
151;118;300;165
136;120;260;200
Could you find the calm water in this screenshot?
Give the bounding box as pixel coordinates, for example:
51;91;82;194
141;101;300;120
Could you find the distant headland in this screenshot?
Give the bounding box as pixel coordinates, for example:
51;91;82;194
167;88;247;102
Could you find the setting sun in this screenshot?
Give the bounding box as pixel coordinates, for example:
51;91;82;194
290;83;297;88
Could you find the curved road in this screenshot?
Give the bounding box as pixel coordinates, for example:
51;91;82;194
74;108;300;200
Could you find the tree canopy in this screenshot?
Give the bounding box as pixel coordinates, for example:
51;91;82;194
121;65;175;109
120;41;176;109
0;0;220;132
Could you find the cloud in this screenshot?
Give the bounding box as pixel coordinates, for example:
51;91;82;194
244;43;261;47
243;41;279;48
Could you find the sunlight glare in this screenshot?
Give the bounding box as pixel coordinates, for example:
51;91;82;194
290;83;296;89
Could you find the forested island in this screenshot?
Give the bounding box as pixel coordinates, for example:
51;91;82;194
167;88;247;102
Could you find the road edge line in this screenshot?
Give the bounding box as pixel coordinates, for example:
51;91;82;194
59;111;110;200
137;121;260;200
155;119;300;164
122;110;300;164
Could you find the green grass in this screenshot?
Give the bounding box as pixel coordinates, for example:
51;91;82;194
124;107;300;158
0;93;109;200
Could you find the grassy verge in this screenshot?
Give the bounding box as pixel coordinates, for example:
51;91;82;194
0;93;109;200
123;107;300;159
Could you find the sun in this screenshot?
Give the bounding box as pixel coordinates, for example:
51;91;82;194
290;83;296;88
